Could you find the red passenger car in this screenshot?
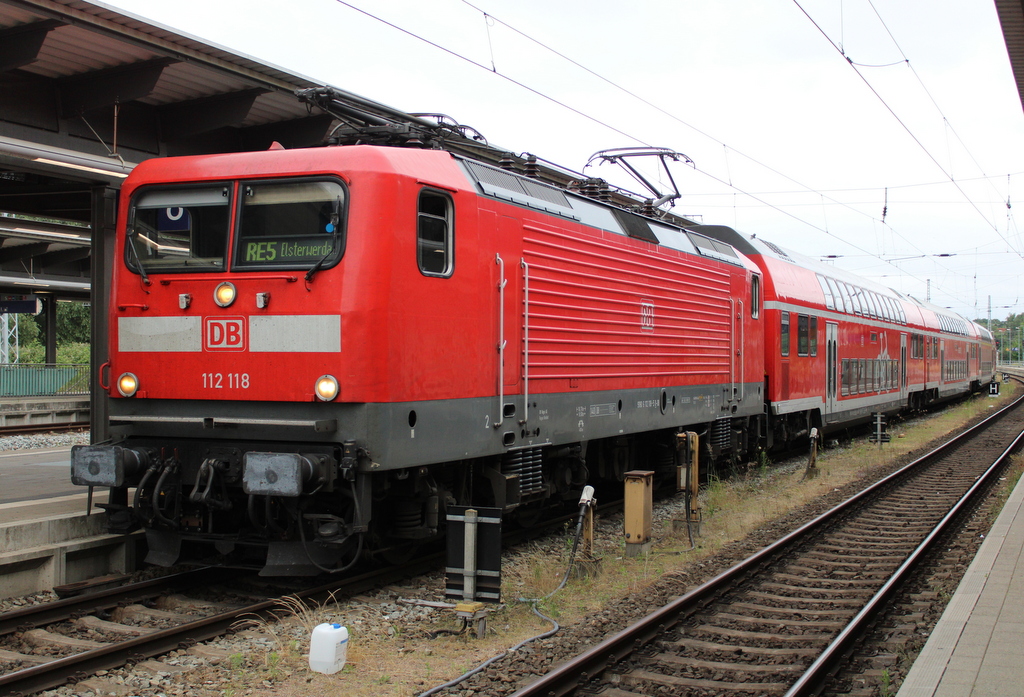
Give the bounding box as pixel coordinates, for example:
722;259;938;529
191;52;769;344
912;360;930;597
699;225;995;448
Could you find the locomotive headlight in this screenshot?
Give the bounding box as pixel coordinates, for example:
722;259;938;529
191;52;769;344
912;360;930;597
117;372;139;397
315;375;339;401
214;281;236;307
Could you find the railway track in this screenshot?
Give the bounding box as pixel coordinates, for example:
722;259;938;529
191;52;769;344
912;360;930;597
509;391;1024;697
0;554;448;696
0;490;623;696
0;422;88;437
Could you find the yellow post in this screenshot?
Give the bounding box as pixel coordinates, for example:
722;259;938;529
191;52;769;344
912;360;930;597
624;470;654;557
581;503;594;559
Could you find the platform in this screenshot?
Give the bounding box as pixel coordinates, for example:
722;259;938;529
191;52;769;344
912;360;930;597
897;470;1024;696
0;447;142;598
0;394;89;429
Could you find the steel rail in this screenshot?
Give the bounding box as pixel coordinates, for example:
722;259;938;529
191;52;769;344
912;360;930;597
0;567;233;637
510;387;1024;697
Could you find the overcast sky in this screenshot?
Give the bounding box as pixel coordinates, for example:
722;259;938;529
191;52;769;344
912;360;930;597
104;0;1024;322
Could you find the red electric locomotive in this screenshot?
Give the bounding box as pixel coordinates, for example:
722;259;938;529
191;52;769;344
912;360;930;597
698;225;995;447
72;142;766;574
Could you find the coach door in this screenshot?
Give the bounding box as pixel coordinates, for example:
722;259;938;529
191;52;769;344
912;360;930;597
900;334;908;401
901;333;909;399
826;322;838;414
940;340;946;385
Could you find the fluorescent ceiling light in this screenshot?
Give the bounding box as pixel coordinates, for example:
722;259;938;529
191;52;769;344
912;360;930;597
32;157;130;178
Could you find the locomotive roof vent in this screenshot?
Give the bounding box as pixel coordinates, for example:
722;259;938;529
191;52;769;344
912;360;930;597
464;160;579;220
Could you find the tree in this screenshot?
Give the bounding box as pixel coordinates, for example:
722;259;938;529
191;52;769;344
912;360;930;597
9;301;91;364
57;301;91;343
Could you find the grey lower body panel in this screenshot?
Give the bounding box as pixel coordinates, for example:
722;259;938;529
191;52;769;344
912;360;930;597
108;381;764;470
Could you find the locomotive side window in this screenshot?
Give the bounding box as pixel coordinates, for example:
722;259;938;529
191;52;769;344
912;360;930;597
417;190;454;277
781;312;790;356
127;186;230;273
234;179;346;270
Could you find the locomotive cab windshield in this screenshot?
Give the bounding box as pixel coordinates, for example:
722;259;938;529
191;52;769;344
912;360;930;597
126;185;231;272
124;178;347;276
235;178;347;271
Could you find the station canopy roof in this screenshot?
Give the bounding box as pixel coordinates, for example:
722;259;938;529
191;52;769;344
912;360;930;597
996;0;1024;115
0;0;414;298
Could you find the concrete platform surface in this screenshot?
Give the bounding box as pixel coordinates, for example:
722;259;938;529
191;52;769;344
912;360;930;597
898;471;1024;697
0;447;91;523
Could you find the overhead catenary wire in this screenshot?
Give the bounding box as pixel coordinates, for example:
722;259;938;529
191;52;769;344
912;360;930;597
792;0;1024;261
453;0;990;297
331;0;1006;313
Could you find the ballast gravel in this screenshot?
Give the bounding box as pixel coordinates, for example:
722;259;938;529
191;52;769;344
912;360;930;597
0;430;90;452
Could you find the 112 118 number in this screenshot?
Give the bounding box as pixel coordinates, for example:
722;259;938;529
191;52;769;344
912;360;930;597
202;373;250;389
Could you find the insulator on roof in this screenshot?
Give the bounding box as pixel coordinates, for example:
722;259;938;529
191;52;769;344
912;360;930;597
524;154;539;178
498;153;517;171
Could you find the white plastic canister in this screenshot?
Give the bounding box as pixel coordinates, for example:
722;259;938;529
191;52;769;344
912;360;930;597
309;622;349;674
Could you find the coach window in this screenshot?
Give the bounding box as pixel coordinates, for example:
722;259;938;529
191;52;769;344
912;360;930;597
826;277;845;312
810;316;818;356
751;275;761;318
849;287;864;315
418;190;454;276
797;314;809;356
781;312;790;356
817;275;835;310
839;283;854;315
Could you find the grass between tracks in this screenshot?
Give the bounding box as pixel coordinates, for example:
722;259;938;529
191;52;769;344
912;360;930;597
210;385;1018;697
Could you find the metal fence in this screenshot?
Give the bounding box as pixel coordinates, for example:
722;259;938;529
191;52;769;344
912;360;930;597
0;364;90;397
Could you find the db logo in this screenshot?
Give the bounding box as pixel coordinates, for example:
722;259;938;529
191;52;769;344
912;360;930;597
640;301;655;332
204;317;246;351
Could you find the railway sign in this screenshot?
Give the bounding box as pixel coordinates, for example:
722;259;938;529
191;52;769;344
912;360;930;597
0;294;41;314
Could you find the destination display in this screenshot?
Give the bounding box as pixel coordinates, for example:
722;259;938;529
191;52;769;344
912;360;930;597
241;237;335;263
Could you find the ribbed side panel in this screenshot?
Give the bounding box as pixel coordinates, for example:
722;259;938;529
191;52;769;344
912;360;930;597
522;220;734;380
